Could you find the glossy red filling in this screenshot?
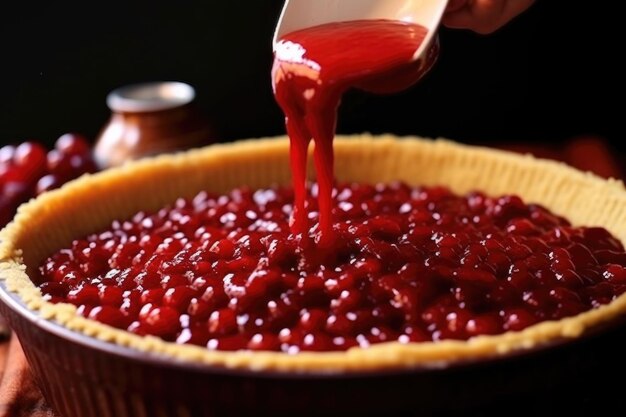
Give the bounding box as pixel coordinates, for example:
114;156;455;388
39;183;626;352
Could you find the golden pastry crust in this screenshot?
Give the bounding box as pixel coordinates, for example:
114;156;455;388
1;135;626;373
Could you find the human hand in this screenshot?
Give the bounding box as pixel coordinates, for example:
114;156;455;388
443;0;535;34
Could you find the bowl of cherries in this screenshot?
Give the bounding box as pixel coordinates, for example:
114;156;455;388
0;133;98;227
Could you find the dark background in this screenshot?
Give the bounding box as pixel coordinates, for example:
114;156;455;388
0;3;625;415
0;1;623;160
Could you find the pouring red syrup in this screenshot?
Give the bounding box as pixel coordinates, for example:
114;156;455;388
272;19;435;246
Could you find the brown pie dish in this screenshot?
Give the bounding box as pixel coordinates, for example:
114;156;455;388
1;135;626;416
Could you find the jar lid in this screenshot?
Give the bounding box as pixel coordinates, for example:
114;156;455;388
106;81;196;113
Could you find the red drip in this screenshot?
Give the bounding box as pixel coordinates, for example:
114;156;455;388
272;20;431;246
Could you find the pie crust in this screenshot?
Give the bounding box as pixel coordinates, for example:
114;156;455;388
1;135;626;372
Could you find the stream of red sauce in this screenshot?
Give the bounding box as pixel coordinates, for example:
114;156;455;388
272;19;434;247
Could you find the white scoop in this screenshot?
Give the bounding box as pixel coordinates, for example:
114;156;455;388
273;0;449;62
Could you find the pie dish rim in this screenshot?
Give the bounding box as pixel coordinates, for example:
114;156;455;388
1;134;626;373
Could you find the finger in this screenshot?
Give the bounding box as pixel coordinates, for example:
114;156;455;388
442;0;506;33
446;0;468;13
474;0;534;26
442;0;535;34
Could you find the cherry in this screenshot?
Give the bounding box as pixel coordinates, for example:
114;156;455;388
36;174;63;195
3;181;32;204
39;281;70;298
47;149;74;179
163;286;197;310
140;305;181;337
99;286;124;306
208;308;238;335
503;308;538;331
89;306;131;329
0;145;16;165
67;284;100;305
247;332;281;351
14;141;47;182
55;133;91;157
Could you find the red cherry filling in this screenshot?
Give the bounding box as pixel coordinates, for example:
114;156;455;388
38;183;626;352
